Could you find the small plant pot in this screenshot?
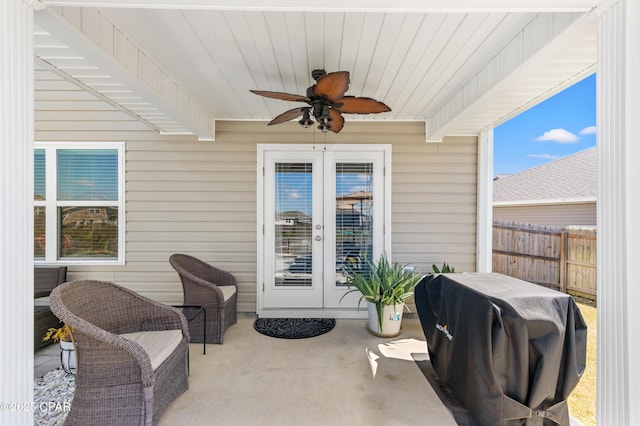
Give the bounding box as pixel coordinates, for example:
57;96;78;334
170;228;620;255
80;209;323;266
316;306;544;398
60;340;77;375
367;302;404;337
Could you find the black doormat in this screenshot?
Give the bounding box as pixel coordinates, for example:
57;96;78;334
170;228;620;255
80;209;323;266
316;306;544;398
254;318;336;339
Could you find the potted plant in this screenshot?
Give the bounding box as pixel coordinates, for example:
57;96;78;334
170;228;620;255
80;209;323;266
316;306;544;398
341;255;424;337
43;323;76;374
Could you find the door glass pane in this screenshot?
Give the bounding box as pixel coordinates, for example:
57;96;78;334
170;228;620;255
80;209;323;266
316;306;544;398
335;163;373;286
274;163;313;287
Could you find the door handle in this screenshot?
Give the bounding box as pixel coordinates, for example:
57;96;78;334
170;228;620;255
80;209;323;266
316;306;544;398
315;235;322;241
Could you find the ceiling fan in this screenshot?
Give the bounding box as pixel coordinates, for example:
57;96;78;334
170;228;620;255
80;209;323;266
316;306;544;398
250;69;391;133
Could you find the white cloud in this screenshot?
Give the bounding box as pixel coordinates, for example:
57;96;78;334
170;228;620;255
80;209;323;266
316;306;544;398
284;189;302;200
529;154;559;160
535;128;580;143
579;126;597;135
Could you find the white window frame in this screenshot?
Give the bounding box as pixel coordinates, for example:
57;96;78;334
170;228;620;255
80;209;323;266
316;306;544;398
34;142;125;265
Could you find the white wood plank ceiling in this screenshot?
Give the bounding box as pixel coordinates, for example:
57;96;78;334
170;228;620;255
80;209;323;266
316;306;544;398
34;5;597;140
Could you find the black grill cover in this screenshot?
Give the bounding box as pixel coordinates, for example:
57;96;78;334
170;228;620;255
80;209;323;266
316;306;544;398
415;273;587;426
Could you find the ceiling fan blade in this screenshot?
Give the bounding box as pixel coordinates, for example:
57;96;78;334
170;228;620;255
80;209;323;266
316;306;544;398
328;108;345;133
268;107;306;126
314;71;350;101
335;96;391;114
250;90;310;103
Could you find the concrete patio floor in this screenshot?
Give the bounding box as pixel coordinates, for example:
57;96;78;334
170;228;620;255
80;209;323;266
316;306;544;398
163;316;457;425
34;316;584;426
36;316;460;425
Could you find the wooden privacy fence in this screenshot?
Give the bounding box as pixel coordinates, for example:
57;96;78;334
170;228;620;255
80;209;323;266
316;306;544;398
492;220;597;301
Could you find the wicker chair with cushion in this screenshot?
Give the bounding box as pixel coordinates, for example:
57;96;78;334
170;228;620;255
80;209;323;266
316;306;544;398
169;253;238;344
49;280;189;426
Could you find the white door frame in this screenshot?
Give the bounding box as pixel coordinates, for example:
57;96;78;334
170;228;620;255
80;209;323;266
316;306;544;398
257;144;391;318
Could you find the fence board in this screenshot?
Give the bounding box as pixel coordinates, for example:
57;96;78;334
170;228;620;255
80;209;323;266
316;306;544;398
565;226;597;297
492;221;596;301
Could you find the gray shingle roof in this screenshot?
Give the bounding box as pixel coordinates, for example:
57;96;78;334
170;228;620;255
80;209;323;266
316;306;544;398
493;147;597;203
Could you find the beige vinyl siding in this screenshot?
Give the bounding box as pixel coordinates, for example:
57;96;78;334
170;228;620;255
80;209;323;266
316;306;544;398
35;69;479;313
493;202;596;227
391;136;478;270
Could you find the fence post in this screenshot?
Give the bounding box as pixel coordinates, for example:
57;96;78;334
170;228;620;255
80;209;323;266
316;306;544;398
559;230;568;293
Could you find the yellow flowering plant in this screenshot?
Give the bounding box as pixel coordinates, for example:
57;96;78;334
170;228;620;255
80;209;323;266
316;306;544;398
43;323;74;343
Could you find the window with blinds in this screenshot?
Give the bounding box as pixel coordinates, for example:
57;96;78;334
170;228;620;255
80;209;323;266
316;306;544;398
34;143;124;264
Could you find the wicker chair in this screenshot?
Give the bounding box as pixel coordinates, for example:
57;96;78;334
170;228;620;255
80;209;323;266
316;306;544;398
49;280;189;426
169;253;238;344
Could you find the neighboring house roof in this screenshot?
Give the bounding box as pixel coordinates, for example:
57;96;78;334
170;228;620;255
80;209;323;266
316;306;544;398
493;147;597;205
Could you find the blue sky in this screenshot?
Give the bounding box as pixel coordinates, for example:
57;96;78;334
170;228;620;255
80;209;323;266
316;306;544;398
493;73;596;177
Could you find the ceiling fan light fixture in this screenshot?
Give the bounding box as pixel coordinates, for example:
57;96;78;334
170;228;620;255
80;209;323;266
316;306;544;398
298;108;314;128
311;102;323;120
318;105;332;132
318;122;331;133
320;105;331;120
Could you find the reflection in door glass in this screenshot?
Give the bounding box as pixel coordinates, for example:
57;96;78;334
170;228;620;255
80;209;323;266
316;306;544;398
335;163;373;286
274;163;313;287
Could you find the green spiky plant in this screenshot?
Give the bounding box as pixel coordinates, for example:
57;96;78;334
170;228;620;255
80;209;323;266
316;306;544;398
340;255;424;333
431;262;455;274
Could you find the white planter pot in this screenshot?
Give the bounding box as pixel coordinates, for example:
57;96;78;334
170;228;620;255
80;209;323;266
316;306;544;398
60;340;77;375
367;302;404;337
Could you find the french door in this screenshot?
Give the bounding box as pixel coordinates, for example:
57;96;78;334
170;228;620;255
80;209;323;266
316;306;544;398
258;145;390;317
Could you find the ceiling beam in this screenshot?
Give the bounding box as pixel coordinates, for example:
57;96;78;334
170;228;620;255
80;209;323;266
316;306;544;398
36;6;216;140
425;11;596;141
38;0;601;13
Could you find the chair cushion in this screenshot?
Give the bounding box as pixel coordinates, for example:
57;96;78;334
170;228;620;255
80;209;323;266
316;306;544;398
120;330;183;370
221;285;236;301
